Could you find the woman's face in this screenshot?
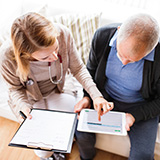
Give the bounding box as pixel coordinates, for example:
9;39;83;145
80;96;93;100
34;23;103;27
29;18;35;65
31;39;59;62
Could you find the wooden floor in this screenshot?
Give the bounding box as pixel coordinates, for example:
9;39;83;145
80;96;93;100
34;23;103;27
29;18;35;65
0;116;127;160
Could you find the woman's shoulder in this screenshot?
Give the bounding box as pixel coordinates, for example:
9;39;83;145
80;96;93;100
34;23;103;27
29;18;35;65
53;23;70;35
52;23;72;46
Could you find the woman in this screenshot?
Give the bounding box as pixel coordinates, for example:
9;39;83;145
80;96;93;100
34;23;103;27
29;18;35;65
0;12;113;160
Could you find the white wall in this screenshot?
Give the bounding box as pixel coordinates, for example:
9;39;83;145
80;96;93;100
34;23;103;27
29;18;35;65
0;0;22;30
100;0;160;25
0;0;159;30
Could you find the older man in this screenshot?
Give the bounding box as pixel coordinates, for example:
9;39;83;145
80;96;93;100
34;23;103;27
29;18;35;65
75;13;160;160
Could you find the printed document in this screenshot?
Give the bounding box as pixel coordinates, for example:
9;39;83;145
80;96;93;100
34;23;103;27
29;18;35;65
9;109;77;153
77;109;127;136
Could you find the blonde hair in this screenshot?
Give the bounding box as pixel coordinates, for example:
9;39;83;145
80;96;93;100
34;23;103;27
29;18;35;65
117;13;160;54
11;12;59;81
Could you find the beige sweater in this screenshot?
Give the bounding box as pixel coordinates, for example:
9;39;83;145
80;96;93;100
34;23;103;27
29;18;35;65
0;23;102;119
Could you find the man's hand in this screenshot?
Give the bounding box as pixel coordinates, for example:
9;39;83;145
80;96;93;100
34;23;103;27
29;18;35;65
74;97;91;119
18;107;32;123
93;97;114;121
125;113;135;131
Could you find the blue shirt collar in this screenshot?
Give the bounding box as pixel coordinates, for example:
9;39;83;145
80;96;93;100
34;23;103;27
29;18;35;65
143;49;155;61
109;31;118;48
109;30;155;61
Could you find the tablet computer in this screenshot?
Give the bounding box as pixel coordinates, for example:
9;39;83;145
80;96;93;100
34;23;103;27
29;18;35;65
77;109;127;136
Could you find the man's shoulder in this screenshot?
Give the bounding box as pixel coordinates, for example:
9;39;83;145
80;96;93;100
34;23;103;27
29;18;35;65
96;23;121;34
93;23;121;42
155;40;160;54
92;23;120;47
100;23;121;29
154;41;160;60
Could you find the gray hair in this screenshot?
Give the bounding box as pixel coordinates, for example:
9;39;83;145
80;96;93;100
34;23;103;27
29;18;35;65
117;13;160;53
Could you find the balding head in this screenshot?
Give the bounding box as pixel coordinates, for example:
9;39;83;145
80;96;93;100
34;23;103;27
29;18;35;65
117;13;160;65
117;13;159;54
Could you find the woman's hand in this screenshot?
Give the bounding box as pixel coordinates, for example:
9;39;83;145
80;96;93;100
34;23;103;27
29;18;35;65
18;107;32;123
93;97;114;121
125;113;135;131
74;97;91;119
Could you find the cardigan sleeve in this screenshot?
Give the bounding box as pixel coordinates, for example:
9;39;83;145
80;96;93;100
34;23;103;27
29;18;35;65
66;28;103;100
130;43;160;122
0;43;32;119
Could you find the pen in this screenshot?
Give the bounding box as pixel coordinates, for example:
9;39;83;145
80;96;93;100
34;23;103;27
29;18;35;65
19;111;27;119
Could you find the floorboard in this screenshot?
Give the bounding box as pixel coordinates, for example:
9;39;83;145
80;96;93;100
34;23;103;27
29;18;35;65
0;116;127;160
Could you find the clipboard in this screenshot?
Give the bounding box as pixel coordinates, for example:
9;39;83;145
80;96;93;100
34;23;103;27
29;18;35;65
9;109;77;153
77;109;127;136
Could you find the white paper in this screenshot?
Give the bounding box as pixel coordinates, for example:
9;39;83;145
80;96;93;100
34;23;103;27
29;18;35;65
77;109;127;136
10;109;76;151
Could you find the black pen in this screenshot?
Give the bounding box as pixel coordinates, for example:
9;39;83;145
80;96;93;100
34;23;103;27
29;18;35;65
19;111;27;119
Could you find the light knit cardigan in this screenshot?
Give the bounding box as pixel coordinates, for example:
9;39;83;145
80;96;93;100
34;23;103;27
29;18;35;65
0;23;102;119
